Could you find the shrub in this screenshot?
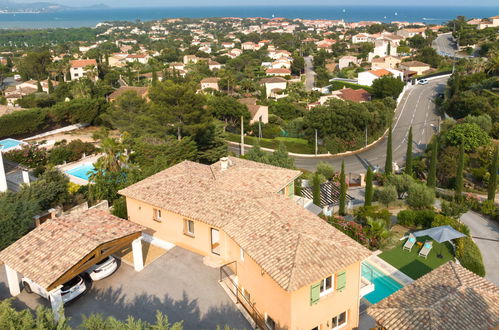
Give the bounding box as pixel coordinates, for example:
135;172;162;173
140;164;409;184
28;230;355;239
4;144;48;168
354;205;391;228
47;140;97;165
397;209;435;228
387;174;415;199
406;183;435;209
316;161;335;180
441;200;469;219
374;185;397;207
0;108;48;139
456;237;486;277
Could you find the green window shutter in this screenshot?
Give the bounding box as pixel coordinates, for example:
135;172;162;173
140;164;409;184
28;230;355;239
310;283;321;305
336;271;346;292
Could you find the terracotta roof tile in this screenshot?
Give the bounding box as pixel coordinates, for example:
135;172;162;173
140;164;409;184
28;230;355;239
119;157;372;291
368;262;499;329
0;209;144;290
70;59;97;68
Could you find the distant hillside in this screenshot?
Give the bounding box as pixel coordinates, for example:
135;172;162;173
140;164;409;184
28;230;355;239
0;0;107;13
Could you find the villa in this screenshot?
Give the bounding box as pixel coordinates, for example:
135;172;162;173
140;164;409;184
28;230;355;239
119;157;373;329
69;59;98;81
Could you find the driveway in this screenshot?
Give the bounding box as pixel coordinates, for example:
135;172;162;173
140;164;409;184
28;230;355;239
460;211;499;285
0;247;250;329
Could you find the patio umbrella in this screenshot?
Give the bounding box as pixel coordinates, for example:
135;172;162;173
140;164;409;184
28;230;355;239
412;225;466;258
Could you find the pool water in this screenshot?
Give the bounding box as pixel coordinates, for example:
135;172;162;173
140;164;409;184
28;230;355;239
65;163;96;181
0;138;23;150
362;262;403;304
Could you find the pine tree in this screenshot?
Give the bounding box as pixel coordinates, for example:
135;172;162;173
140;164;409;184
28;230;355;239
152;69;158;86
455;143;465;201
339;160;347;216
36;80;43;92
405;126;413;176
488;145;498;201
365;167;373;206
385;125;393;175
427;137;438;188
312;173;321;206
47;78;54;94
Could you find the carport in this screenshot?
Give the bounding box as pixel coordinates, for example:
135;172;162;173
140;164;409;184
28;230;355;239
0;209;145;318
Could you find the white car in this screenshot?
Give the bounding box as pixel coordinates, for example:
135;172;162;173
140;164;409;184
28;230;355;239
418;79;429;85
22;275;86;304
85;256;118;281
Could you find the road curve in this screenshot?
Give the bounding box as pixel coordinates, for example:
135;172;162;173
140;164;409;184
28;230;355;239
294;77;448;173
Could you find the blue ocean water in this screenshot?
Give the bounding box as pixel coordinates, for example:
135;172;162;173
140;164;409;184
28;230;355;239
0;6;497;29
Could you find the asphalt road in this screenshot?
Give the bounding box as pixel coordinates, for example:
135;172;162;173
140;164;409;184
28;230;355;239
296;77;447;173
459;211;499;285
433;33;458;57
232;77;447;173
304;55;315;91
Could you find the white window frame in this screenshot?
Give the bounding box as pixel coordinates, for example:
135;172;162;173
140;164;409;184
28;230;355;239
240;248;244;261
265;313;276;330
153;209;162;222
184;219;195;237
319;275;334;297
332;311;347;329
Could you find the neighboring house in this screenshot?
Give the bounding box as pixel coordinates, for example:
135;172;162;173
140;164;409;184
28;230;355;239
368;262;499;330
169;62;185;71
357;68;403;86
126;54;150;64
200;77;220;91
108;86;149;102
467;15;499;29
307;88;371;109
338;56;359;70
265;68;291;77
0;151;33;192
69;59;98;81
208;60;222;70
259;77;288;99
183;55;198;64
16;80;58;94
399;61;431;75
396;28;426;39
108;53;128;67
352;33;370;44
368;39;398;62
371;55;401;70
221;42;235;49
119;157;372;330
238;98;269;124
241;41;259;50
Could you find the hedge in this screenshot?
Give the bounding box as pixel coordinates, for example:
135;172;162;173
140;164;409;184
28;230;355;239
0;98;107;139
397;209;435;228
0;108;49;138
330;81;374;94
456;237;486;277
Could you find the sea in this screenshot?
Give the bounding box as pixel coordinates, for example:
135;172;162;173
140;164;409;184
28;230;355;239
0;5;497;29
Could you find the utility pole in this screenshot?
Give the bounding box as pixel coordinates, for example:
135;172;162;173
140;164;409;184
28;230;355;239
240;115;245;156
315;129;318;156
258;120;262;139
365;127;368;147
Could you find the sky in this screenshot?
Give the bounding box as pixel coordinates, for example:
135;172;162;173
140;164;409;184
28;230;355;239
13;0;499;7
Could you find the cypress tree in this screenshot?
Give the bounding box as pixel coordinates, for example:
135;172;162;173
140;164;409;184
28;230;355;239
152;69;158;86
427;137;438;188
405;126;413;176
365;167;373;206
312;173;321;206
488;145;498;201
47;78;54;94
339;160;347;216
385;125;393;175
36;80;43;92
455;143;465;201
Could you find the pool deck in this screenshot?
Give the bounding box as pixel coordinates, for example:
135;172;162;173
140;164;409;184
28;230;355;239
365;253;414;286
58;154;102;185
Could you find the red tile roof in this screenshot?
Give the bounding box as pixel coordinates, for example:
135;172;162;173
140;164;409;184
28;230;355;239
70;59;97;68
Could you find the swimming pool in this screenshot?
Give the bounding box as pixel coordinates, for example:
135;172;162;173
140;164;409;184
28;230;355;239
0;138;23;151
362;262;403;304
65;163;96;182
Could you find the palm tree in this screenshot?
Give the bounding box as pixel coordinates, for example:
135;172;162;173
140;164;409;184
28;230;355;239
94;137;128;173
365;217;390;247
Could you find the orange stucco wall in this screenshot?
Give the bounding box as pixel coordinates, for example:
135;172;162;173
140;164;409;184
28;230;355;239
125;196;361;330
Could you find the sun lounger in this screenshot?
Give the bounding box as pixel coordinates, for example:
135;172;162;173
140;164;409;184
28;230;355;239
418;241;433;259
403;233;417;252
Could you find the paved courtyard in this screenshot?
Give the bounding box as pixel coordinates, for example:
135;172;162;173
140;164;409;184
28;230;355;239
0;247;250;329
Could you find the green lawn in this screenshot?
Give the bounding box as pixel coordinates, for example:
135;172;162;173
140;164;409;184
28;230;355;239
378;235;454;280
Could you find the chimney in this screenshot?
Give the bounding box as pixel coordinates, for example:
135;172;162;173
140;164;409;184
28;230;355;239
0;151;7;192
22;170;30;186
220;157;230;171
